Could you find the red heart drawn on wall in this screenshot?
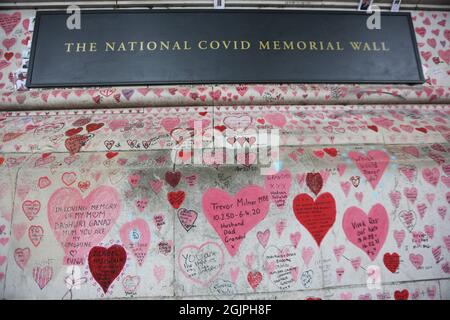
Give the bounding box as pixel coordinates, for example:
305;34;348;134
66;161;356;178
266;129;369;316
323;148;337;157
383;252;400;273
165;171;181;188
305;172;323;195
106;152;118;159
65;134;89;155
422;167;440;186
86;123;104;133
438;49;450;64
394;289;409;300
247;271;263;290
292;192;336;246
3;131;23;142
167;191;185;209
88;244;127;293
161;117;181;132
2;38;16;50
65;127;83;137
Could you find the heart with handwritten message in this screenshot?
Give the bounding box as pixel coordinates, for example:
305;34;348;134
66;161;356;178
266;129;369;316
178;241;224;286
348;150;390;189
264;169;292;209
28;225;44;247
0;12;21;35
177;208;198;231
292;192;336;246
343;204;389;261
119;218;150;266
48;186;121;265
88;244;127;293
202;186;270;256
264;245;299;290
223;115;252;131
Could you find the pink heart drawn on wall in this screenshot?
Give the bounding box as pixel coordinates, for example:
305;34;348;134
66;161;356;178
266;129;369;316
202;186;270;256
343;204;389;261
264;169;292;209
119;218;150;266
348;150;390;189
47;186;121;265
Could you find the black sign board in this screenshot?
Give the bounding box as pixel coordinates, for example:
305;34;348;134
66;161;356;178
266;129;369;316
27;10;424;88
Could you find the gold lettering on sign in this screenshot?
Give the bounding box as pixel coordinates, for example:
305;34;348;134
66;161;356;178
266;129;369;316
65;42;74;52
259;41;270;50
160;41;170;50
117;42;126;51
273;41;281;50
349;41;390;51
63;40;389;53
198;40;207;50
258;41;346;51
76;43;86;52
105;42;115;51
147;41;157;51
283;41;294;50
89;42;97;52
297;41;307;50
128;42;137;51
309;41;318;50
241;41;251;50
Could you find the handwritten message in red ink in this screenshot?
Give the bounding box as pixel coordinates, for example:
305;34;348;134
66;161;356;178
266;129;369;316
47;186;121;265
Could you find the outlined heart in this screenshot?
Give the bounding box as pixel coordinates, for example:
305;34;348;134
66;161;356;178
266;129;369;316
178;241;224;286
22;200;41;221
